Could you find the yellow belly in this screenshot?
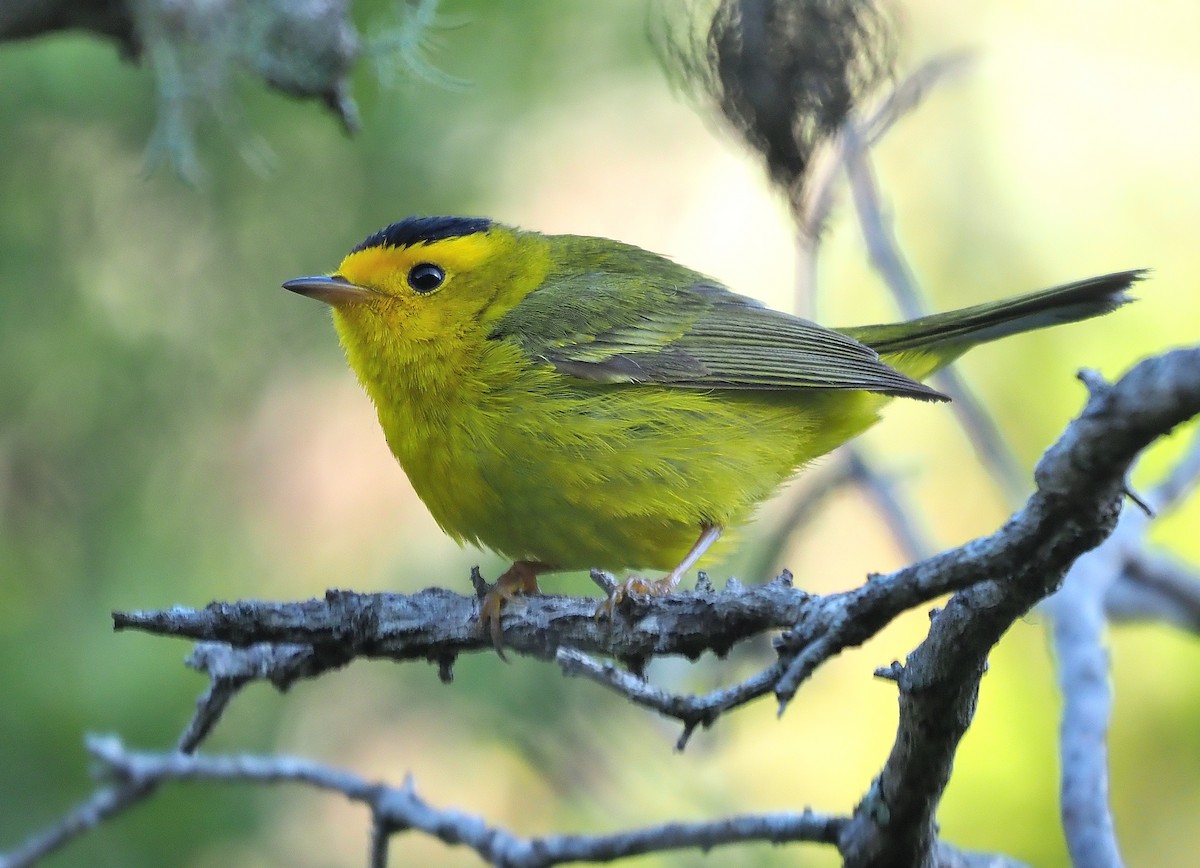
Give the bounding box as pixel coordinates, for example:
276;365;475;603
374;343;887;571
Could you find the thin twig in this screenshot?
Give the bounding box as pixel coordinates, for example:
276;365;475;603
556;648;785;750
86;735;845;867
793;53;973;311
369;812;391;868
1099;421;1200;626
1147;421;1200;512
0;678;244;868
860;53;974;147
1106;551;1200;631
842;125;1027;504
846;447;932;561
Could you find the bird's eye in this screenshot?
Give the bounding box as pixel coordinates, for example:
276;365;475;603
407;263;445;293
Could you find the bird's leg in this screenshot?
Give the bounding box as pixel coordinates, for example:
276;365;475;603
596;523;723;618
478;560;553;656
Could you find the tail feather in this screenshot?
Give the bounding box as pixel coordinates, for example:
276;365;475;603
844;269;1145;357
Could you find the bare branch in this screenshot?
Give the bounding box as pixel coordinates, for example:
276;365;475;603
369;813;391;868
794;53;972;310
1042;420;1200;866
114;547;1006;729
114;578;819;672
1107;551;1200;631
85;735;844;867
859;53;974;147
1048;547;1124;868
846;447;933;561
0;0;138;54
1;2;373;179
556;647;785;750
841;124;923;317
838;348;1200;867
1093;423;1200;628
797;50;972;237
0;679;243;868
1146;421;1200;512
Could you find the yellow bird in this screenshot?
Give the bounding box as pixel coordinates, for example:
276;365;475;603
284;216;1139;644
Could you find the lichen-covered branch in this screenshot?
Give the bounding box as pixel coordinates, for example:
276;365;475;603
114;576;818;672
0;0;441;179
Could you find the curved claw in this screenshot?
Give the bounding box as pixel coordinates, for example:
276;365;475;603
594;524;724;622
477;561;546;659
594;574;678;620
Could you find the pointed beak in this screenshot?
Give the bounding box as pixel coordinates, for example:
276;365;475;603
282;275;375;305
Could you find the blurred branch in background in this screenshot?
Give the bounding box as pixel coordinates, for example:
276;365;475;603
841;124;1029;504
794;52;972;307
1104;424;1200;630
0;678;243;868
673;0;1023;553
750;54;976;574
0;0;456;181
1046;422;1200;867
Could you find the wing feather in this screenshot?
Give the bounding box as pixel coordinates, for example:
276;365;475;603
489;269;945;401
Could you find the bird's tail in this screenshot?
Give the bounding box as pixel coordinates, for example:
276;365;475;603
844;269;1145;379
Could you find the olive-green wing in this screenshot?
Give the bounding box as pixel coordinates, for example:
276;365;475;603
488;271;946;400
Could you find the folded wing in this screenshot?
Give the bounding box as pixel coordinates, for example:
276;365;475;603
489;271;946;401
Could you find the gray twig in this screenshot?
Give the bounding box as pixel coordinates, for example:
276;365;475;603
1044;417;1200;868
555;647;785;751
1106;550;1200;631
842;125;1027;504
859;53;974;147
0;678;244;868
114;579;816;671
1048;546;1124;868
846;447;933;561
77;733;1025;867
1102;423;1200;627
1146;421;1200;511
85;734;844;867
794;53;972;316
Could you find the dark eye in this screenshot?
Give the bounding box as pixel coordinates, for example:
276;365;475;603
408;263;445;293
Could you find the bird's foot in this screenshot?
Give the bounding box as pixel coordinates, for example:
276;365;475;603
594;573;680;620
595;524;722;621
478;561;545;659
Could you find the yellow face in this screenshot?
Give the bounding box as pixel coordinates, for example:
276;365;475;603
329;224;549;345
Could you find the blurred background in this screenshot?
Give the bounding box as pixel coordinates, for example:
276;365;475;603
1;0;1197;865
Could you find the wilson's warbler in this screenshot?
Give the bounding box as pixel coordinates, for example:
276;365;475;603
284;216;1140;643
